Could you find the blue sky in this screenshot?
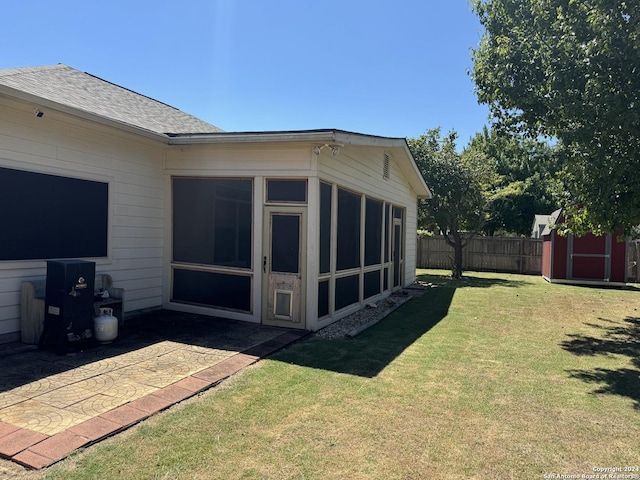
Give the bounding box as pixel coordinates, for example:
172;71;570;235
1;1;490;146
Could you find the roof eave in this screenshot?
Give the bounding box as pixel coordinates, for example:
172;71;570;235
169;130;432;199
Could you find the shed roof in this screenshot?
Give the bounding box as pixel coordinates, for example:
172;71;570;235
0;64;222;135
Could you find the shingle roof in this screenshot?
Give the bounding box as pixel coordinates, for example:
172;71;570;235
540;208;562;236
0;64;223;135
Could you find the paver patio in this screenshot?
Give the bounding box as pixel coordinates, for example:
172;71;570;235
0;310;306;469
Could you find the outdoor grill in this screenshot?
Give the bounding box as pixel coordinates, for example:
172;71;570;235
38;259;96;354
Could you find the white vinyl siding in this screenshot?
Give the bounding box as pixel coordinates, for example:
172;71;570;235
315;147;419;330
0;95;425;340
0;97;166;341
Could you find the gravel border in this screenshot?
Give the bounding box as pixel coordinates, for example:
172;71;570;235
313;292;413;340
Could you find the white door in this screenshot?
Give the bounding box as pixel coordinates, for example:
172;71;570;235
262;206;306;328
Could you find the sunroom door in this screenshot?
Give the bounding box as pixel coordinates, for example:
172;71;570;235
392;220;403;289
262;206;306;328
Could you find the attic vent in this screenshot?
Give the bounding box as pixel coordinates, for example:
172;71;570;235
383;153;390;180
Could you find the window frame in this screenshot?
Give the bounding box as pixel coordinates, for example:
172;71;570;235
265;178;308;204
171;176;255;313
319;179;405;317
172;177;254;271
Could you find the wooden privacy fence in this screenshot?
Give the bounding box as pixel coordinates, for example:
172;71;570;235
417;235;640;281
416;235;543;275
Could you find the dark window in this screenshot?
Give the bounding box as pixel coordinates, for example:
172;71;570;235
364;198;383;266
393;223;402;287
364;270;381;299
335;274;359;310
393;206;403;219
271;214;300;274
383;267;389;291
266;179;307;203
318;279;330;318
173;178;252;269
336;188;361;270
0;167;108;260
319;182;332;274
384;204;390;263
172;269;251;312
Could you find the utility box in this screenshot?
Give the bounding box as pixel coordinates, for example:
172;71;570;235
39;260;95;354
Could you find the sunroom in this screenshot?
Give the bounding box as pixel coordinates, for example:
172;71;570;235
164;130;431;331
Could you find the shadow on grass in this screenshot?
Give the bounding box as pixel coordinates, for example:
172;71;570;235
275;273;526;378
417;272;530;289
275;288;454;378
561;317;640;410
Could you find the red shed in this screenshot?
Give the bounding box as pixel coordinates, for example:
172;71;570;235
540;209;628;285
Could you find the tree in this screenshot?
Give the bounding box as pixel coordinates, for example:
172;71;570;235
471;0;640;235
409;128;491;278
466;127;563;236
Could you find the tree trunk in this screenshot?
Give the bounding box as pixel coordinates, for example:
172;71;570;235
453;239;464;279
450;230;464;279
441;228;466;279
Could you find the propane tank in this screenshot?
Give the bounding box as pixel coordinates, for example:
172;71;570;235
94;307;118;344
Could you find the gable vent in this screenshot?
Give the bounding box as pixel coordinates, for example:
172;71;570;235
383;153;390;180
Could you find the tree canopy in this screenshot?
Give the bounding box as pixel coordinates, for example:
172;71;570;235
471;0;640;235
466;127;562;236
409;128;491;277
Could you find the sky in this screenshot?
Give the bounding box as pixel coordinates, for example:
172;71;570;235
1;1;490;147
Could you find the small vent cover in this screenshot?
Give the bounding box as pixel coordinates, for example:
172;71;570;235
383;153;390;179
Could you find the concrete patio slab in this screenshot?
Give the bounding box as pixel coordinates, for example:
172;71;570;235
0;310;307;470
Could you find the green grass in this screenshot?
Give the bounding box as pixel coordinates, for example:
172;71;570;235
37;270;640;479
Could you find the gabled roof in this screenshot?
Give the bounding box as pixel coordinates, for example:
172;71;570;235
0;64;222;135
539;208;562;236
532;214;550;238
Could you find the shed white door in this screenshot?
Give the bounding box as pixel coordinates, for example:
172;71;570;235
262;206;306;328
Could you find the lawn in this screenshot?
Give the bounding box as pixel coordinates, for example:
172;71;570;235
36;270;640;479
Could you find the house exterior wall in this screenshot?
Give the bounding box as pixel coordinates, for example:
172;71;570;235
163;143;317;326
165;142;420;331
0;96;166;342
317;146;418;284
316;146;419;328
0;95;424;342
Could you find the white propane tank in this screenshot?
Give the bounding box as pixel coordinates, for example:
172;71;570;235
94;307;118;344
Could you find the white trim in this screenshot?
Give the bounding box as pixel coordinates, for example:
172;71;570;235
0;164;115;270
542;276;628;287
274;289;294;319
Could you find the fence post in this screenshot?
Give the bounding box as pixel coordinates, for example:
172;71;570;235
519;237;524;274
634;242;640;282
